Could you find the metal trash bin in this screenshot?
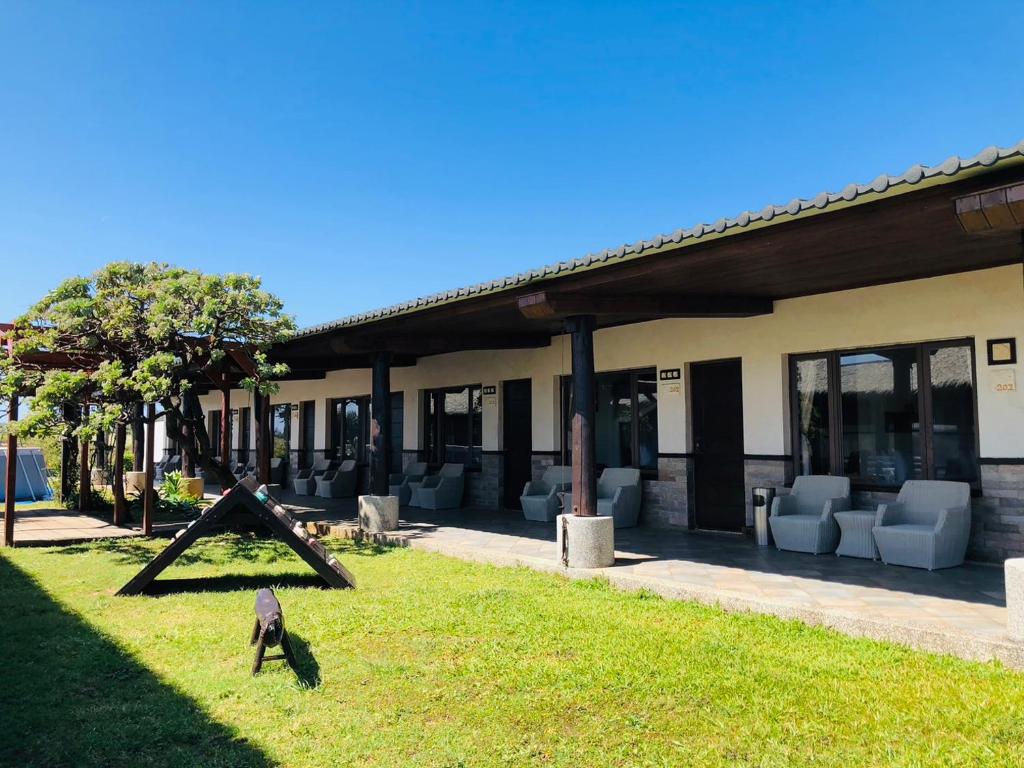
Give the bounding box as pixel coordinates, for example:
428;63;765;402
752;486;776;547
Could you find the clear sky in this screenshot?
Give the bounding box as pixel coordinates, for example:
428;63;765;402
2;2;1022;329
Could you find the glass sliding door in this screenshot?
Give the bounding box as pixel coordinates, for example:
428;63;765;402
840;347;921;487
789;339;978;489
330;396;370;463
792;356;832;476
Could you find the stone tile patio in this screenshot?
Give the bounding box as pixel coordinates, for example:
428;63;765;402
8;507;142;546
281;491;1024;670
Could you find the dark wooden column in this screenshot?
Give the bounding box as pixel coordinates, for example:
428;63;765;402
369;352;392;496
3;395;18;547
255;392;272;485
219;386;232;491
180;396;195;479
78;405;90;513
112;423;126;526
567;315;597;517
143;403;155;535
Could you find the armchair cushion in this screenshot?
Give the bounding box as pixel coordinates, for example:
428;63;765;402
873;481;971;569
520;465;571;522
768;475;850;554
410;463;465;509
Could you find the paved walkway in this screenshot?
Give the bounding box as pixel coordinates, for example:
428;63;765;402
9;507;142;546
282;492;1023;670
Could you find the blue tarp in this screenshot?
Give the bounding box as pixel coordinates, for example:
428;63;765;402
0;448;54;502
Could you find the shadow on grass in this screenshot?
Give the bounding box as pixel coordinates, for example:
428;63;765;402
0;556;272;768
287;633;322;689
144;573;329;596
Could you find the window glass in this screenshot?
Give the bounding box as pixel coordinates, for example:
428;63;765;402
423;386;482;467
239;407;251;462
208;410;222;458
793;357;831;475
928;345;977;483
562;368;658;472
272;404;291;460
840;348;921;486
636;373;658;470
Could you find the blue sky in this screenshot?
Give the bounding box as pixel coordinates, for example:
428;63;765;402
1;2;1022;329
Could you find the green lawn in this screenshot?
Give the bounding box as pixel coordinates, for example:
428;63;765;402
2;535;1023;767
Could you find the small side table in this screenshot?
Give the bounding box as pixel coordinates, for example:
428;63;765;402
835;510;878;559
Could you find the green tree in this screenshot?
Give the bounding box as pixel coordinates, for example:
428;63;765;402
0;262;295;504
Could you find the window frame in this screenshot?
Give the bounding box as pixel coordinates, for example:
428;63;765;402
788;338;980;491
559;366;659;477
422;384;483;469
329;395;371;464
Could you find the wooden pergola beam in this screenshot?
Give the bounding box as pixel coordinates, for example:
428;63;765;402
3;394;18;547
517;291;773;320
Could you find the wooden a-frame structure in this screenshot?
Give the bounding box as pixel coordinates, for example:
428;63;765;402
117;481;355;596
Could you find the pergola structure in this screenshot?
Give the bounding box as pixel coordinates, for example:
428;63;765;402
0;325;266;547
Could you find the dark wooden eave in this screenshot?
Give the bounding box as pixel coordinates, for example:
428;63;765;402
271;162;1024;377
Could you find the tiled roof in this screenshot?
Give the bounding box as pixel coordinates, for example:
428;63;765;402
297;140;1024;338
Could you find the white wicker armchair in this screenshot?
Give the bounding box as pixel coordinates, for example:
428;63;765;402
872;480;971;570
293;458;332;496
520;465;571;522
769;475;851;554
389;462;428;506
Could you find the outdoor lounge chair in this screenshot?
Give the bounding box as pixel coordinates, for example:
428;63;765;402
156;454;180;481
561;468;642;528
389;462;427;506
520;465;571;522
872;480;971;570
316;459;357;498
233;458;255;480
293;458;332;495
769;475;850;554
269;457;286;486
410;463;465;510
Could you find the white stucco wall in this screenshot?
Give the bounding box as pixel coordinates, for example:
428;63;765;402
198;265;1024;461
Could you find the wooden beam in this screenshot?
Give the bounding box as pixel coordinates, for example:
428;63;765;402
335;332;552;356
226;346;259;378
368;352;392;496
220;386;232;491
3;395;18;547
518;291;773;320
567;316;597;517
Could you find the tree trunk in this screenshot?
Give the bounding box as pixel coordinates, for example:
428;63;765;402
112;423;127;525
164;392;237;492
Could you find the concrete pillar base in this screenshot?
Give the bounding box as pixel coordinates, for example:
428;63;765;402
1007;559;1024;642
125;471;147;496
557;513;614;568
359;495;400;533
182;477;205;499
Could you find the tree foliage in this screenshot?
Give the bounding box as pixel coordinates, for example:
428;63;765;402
1;262;295;490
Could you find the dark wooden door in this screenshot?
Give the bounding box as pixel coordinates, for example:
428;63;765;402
300;401;315;469
691;359;745;532
502;379;532;510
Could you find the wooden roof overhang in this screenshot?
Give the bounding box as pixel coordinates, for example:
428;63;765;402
274;159;1024;377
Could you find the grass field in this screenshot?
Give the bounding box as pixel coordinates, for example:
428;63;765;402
2;533;1023;767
